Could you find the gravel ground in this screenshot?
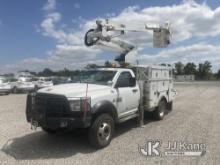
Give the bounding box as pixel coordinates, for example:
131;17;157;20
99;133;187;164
0;81;220;165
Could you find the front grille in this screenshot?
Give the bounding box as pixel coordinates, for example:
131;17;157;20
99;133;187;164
35;93;70;118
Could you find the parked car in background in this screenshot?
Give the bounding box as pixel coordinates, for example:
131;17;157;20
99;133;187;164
11;77;36;93
0;77;12;95
52;77;72;85
35;77;53;89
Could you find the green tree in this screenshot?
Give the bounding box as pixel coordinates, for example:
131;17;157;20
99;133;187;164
160;63;171;67
215;69;220;80
174;62;184;75
197;61;212;80
104;61;113;67
38;68;54;76
184;62;197;75
85;64;98;69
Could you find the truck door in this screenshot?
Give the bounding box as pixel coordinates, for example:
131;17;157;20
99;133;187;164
115;71;140;117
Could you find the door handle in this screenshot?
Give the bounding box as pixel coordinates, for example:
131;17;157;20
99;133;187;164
132;89;138;93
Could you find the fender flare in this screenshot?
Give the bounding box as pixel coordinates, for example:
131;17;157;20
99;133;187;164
91;100;118;121
158;95;168;107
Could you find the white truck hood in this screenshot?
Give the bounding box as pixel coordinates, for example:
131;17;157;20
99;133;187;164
38;83;112;98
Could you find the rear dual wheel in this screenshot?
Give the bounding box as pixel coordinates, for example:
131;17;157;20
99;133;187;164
153;99;167;120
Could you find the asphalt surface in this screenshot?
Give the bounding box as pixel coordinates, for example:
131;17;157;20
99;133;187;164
0;81;220;165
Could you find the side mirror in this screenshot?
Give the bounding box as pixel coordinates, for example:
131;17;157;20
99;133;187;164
107;81;113;86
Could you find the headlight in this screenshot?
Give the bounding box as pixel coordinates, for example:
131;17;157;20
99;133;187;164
69;100;81;111
68;97;91;112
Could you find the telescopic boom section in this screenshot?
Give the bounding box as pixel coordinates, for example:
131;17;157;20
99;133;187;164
84;19;171;64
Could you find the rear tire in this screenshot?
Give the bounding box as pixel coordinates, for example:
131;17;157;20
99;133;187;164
153;99;167;120
89;114;114;149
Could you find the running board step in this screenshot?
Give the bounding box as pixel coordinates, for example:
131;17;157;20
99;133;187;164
118;113;139;123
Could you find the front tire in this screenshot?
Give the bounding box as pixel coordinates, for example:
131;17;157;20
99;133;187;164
153;99;167;120
89;114;114;149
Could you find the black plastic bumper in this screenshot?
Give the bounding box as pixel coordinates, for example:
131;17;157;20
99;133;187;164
37;116;91;129
26;93;92;129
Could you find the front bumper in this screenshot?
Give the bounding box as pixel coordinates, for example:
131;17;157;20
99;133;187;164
39;117;91;129
26;93;91;129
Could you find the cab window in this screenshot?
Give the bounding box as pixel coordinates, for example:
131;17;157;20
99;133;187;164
116;72;135;88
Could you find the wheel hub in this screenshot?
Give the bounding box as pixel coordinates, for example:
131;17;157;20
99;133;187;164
159;111;164;117
98;122;111;141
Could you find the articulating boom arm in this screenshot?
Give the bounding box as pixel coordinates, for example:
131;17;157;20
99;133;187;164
84;19;171;64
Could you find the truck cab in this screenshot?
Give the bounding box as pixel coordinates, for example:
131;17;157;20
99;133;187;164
26;66;176;148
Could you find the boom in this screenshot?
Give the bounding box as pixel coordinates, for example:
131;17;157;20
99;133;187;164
84;19;171;65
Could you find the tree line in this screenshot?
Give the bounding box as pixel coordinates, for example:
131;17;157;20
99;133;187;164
3;60;220;80
173;61;220;80
32;61;115;77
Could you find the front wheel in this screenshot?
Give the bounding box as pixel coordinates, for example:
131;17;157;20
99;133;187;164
89;114;114;149
153;99;167;120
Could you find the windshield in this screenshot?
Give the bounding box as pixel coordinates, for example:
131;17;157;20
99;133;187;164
79;70;116;85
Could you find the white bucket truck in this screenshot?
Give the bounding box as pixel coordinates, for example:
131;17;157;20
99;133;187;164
26;65;176;148
26;19;176;148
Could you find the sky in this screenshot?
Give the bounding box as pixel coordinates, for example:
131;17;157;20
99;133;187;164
1;0;220;73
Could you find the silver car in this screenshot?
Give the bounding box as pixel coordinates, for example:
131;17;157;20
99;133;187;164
12;77;36;93
0;77;12;95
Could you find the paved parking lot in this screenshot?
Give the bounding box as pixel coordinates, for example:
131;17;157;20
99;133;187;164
0;81;220;165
